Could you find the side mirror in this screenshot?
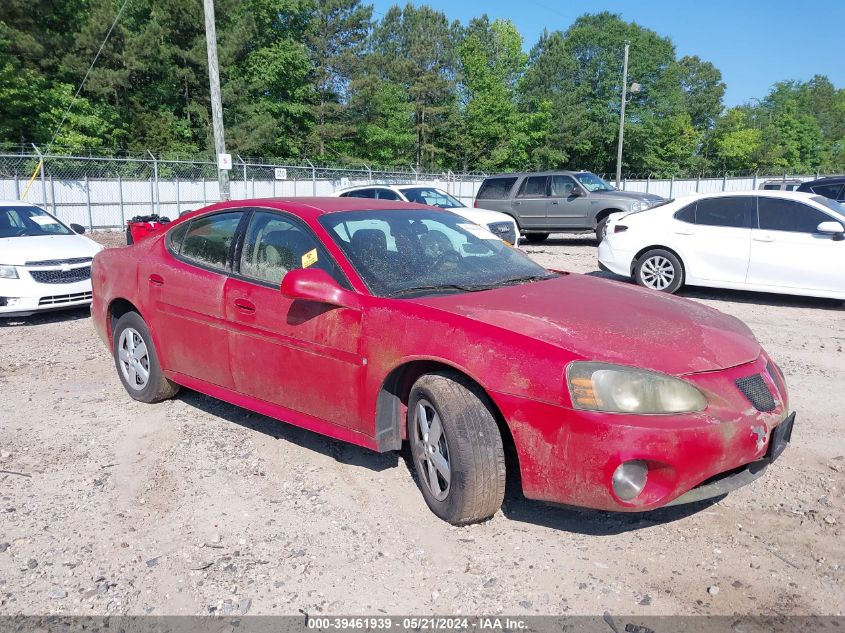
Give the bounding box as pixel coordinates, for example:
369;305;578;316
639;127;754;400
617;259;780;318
569;187;584;197
817;221;845;241
280;268;358;308
70;223;86;235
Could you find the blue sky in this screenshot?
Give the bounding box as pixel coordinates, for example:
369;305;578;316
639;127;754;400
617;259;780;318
371;0;845;107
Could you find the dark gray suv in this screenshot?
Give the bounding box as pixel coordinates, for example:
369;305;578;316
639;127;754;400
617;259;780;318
474;171;665;242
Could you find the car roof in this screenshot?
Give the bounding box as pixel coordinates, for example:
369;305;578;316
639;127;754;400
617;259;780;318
798;176;845;186
181;197;440;222
484;170;587;179
676;190;823;202
334;184;406;193
0;200;40;206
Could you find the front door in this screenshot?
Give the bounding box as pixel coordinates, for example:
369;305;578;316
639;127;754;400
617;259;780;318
223;210;365;430
746;196;845;294
146;210;245;388
511;175;549;230
548;175;591;228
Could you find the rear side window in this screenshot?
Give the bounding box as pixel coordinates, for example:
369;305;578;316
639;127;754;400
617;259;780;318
674;203;695;223
694;197;751;228
757;198;833;233
342;189;375;198
179;211;243;270
375;189;401;201
810;183;843;200
167;222;190;251
476;177;517;200
517;176;548;198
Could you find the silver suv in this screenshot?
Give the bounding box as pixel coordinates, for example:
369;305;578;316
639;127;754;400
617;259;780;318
474;171;664;242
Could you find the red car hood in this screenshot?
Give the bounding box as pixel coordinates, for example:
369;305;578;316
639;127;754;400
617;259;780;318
414;274;760;375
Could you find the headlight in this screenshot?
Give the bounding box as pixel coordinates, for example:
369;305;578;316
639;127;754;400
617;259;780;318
630;201;649;212
567;361;707;414
0;265;18;279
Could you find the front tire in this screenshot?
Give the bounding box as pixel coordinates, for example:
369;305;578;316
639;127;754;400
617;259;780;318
524;233;549;244
112;311;179;403
408;372;506;525
634;249;684;294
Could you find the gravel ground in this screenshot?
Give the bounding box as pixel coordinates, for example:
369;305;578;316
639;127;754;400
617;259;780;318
0;232;843;616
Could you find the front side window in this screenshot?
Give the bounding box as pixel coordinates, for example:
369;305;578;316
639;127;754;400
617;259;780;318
757;198;834;233
516;176;548;198
694;197;751;228
476;177;517;200
0;205;72;238
239;211;339;285
400;187;464;208
549;175;578;197
179;211;243;270
321;210;555;297
574;172;615;192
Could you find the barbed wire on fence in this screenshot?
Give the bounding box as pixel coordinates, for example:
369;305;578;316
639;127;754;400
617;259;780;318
1;149;842;229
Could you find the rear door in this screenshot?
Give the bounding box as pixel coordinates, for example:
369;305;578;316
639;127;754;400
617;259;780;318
147;210;246;388
746;197;845;293
512;175;549;229
548;175;590;228
681;196;754;283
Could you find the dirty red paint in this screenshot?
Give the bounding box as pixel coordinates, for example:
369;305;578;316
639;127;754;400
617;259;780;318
91;198;792;512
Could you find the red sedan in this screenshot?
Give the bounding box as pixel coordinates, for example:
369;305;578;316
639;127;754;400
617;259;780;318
91;198;794;524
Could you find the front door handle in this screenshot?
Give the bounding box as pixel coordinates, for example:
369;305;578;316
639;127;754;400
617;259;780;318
234;299;256;314
551;201;560;205
149;274;164;286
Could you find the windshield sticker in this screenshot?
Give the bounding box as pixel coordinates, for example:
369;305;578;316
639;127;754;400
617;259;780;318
301;248;319;268
458;223;499;240
30;216;61;226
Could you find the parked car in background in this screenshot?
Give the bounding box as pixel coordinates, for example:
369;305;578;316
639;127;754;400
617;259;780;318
797;176;845;202
0;201;102;317
473;171;664;243
92;197;793;524
759;179;803;192
599;191;845;300
334;184;519;245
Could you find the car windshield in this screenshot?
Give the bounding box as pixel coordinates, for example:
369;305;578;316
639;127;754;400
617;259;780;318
399;187;465;208
575;172;616;192
0;205;72;238
812;196;845;218
320;210;556;298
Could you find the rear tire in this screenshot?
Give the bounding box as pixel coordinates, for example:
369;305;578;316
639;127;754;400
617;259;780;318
408;371;506;525
634;249;684;294
524;233;549;244
112;311;179;403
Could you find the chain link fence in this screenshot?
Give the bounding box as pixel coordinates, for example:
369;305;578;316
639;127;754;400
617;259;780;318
0;148;839;229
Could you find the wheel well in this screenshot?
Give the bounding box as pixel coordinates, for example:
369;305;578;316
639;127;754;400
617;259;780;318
107;298;141;338
594;208;623;228
374;361;518;473
631;245;686;277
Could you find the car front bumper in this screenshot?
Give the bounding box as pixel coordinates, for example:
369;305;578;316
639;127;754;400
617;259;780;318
493;354;792;511
0;277;93;317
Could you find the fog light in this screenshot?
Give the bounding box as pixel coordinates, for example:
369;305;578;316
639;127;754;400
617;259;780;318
612;460;648;501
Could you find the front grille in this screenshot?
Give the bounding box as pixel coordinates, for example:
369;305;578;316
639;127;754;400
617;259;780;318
735;374;776;412
25;257;92;267
38;291;93;306
29;267;91;284
487;221;517;244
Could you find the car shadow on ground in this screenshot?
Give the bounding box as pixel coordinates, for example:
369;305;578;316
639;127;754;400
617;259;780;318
176;389;400;472
0;306;91;327
523;236;598;249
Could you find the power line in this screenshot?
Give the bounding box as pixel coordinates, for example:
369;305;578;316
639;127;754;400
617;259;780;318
47;0;131;151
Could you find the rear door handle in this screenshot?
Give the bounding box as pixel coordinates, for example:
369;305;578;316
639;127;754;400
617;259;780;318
753;235;775;243
234;298;256;314
673;228;694;235
551;201;560;205
149;274;164;286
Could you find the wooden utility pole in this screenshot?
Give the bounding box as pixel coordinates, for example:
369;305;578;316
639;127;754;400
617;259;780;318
615;42;630;189
203;0;230;200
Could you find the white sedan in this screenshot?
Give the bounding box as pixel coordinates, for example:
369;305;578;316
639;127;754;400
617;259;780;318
598;190;845;300
334;184;520;245
0;201;103;317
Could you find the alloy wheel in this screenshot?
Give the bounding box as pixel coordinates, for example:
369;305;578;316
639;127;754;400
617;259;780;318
640;255;676;290
412;399;451;501
118;327;150;391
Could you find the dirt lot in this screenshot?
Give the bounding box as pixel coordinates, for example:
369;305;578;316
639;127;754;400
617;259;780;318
0;233;843;617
